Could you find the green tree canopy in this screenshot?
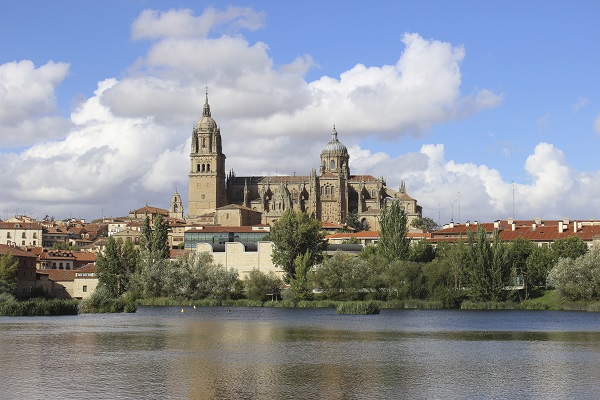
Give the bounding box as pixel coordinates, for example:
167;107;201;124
525;245;555;288
0;253;18;295
52;242;78;251
465;225;511;301
377;200;410;262
551;236;588;261
269;209;326;282
243;269;283;302
345;210;363;232
96;237;139;298
548;248;600;301
411;216;439;231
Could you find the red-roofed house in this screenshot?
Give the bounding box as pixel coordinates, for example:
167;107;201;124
0;244;51;298
429;218;600;248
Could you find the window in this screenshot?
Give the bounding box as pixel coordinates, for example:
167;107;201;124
33;241;36;246
197;164;201;172
330;160;335;169
33;233;37;239
6;232;10;239
21;240;25;246
83;286;88;293
206;164;211;172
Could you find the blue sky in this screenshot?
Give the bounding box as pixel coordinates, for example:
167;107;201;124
1;1;599;224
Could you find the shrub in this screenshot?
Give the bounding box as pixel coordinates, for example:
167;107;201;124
336;301;381;314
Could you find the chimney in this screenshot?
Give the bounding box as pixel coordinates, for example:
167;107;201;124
494;220;500;230
532;223;537;231
508;217;514;225
558;221;564;233
465;220;470;227
535;217;542;225
512;223;516;231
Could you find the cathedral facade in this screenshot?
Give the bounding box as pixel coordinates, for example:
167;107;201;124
186;94;422;231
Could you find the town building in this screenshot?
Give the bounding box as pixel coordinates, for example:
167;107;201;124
0;244;44;298
0;222;42;248
428;218;600;248
186;92;422;230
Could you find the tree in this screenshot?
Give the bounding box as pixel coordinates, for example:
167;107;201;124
345;210;363;232
52;242;78;251
96;237;140;298
411;216;439;231
525;245;555;288
409;240;436;263
152;214;170;259
435;241;469;291
506;237;535;299
311;252;372;300
377;200;410;262
288;251;313;300
140;216;152;252
548;248;600;301
270;209;326;282
96;237;126;297
465;226;511;301
244;269;283;302
551;236;588;261
0;253;18;295
383;260;426;300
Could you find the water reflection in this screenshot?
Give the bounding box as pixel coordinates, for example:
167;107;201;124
1;308;600;399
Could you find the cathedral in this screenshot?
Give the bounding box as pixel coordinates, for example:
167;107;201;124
184;93;422;231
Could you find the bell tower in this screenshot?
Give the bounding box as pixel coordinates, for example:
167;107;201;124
188;90;226;220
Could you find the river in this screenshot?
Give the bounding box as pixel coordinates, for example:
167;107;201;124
1;306;600;399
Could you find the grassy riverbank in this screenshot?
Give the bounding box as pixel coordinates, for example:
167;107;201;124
136;290;600;312
0;299;79;316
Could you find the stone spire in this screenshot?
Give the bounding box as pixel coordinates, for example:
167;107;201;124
203;87;211;118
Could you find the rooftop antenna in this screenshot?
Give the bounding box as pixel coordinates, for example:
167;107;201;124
512;181;515;220
451;203;454;223
458;191;461;224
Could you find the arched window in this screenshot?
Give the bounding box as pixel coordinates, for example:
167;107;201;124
322;161;326;170
202;137;207;147
197;164;201;172
331;186;335;195
206;164;211;172
173;204;178;213
330;160;335;170
201;164;206;172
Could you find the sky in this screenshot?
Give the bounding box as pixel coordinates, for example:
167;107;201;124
1;1;600;225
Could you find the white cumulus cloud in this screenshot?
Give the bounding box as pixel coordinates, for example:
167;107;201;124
0;7;512;221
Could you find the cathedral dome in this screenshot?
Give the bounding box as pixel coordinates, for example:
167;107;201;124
321;126;348;156
195;115;217;131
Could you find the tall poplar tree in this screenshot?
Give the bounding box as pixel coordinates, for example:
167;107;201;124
377;200;410;262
